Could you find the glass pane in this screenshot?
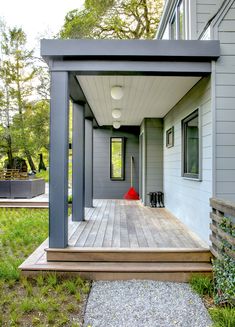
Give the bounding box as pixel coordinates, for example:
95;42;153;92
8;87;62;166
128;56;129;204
179;1;184;39
171;15;176;39
185;116;199;175
111;138;123;179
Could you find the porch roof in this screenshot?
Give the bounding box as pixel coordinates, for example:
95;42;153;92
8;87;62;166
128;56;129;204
41;39;220;126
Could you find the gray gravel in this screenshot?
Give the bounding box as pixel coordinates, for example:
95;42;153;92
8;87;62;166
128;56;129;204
83;280;212;327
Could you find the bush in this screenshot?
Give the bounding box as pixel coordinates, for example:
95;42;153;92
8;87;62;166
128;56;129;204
213;255;235;307
68;195;72;204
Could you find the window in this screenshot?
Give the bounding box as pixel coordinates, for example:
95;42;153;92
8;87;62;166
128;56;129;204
182;109;200;179
170;15;177;40
110;137;125;180
166;127;174;148
170;0;185;40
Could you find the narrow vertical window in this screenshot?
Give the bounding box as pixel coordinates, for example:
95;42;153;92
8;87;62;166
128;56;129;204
178;0;185;39
110;137;125;180
170;14;177;39
182;110;200;179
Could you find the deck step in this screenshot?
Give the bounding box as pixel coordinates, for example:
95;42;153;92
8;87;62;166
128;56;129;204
46;247;212;263
20;261;212;282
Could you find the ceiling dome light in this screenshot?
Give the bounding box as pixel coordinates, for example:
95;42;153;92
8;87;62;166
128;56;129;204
111;86;124;100
113;121;121;129
112;109;122;119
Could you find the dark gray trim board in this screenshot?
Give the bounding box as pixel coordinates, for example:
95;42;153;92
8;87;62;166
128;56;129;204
41;39;220;62
53;61;212;76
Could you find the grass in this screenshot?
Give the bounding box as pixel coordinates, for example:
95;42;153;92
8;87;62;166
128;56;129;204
189;274;214;297
189;274;235;327
0;208;90;326
209;307;235;327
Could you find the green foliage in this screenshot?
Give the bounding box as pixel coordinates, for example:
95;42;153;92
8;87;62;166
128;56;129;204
0;23;50;170
36;169;49;182
0;208;90;325
209;307;235;327
60;0;164;40
189;274;214;297
68;194;73;204
213;255;235;307
219;216;235;238
0;208;48;280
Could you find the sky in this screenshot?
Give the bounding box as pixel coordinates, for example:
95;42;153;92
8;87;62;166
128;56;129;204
0;0;85;52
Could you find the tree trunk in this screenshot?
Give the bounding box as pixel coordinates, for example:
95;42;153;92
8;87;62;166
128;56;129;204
25;150;36;171
6;134;14;169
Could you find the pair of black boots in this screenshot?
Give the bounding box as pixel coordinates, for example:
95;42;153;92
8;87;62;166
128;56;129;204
148;192;164;208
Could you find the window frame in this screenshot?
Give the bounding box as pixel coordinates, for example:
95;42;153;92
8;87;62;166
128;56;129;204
181;109;201;180
110;137;125;181
169;0;185;40
166;126;174;148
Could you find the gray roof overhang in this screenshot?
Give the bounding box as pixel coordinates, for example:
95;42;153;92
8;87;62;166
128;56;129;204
41;39;220;126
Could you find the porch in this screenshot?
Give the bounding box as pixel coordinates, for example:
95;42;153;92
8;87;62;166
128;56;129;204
20;199;212;282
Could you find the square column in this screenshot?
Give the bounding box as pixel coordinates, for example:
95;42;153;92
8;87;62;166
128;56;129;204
85;119;93;207
72;102;85;221
49;72;69;248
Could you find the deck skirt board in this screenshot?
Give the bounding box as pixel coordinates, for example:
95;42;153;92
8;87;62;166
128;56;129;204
20;199;211;282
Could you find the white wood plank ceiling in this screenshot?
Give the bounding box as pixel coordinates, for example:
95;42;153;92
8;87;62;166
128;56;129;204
77;75;201;126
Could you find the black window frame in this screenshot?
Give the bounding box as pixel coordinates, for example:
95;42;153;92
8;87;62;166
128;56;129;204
182;109;200;180
166;126;174;148
110;137;125;181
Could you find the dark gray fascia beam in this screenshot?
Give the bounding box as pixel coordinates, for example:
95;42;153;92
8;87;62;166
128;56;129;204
41;39;220;62
53;60;212;76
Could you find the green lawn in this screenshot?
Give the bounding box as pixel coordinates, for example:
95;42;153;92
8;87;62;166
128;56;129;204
0;208;89;326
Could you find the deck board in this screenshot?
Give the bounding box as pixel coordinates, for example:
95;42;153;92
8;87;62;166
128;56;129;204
70;200;208;249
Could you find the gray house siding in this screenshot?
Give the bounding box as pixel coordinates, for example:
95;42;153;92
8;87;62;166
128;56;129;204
196;0;224;37
164;77;212;243
140;118;163;206
93;126;139;199
214;0;235;201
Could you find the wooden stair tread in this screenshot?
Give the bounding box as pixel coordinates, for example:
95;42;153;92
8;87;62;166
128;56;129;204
46;247;210;253
20;261;212;272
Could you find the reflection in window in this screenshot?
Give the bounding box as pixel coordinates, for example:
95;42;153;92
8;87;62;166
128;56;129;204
170;0;185;40
179;0;184;39
110;137;125;180
170;14;176;39
182;110;199;179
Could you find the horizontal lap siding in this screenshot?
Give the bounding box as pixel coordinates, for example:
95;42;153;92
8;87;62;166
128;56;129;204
164;77;212;243
196;0;223;37
215;1;235;202
144;119;163;206
93;127;139;199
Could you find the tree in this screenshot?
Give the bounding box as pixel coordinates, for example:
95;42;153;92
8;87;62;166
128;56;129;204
0;26;39;170
60;0;164;40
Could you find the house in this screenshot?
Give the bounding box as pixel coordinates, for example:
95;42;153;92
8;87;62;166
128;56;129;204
20;0;235;280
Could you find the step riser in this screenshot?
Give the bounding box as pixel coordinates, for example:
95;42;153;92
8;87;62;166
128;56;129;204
47;251;212;263
21;270;212;282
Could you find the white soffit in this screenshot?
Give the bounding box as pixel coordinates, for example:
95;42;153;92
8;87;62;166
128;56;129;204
77;75;201;126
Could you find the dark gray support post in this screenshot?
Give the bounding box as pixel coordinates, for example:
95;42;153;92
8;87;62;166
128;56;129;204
49;71;69;248
72;102;85;221
85;119;93;207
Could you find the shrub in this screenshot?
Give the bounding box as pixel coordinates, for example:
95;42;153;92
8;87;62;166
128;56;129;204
213;255;235;307
68;195;72;203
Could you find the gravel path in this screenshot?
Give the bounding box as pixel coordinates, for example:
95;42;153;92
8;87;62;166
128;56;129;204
83;280;212;327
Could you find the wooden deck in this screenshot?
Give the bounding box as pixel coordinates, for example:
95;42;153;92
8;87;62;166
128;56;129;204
20;200;212;281
66;199;207;249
